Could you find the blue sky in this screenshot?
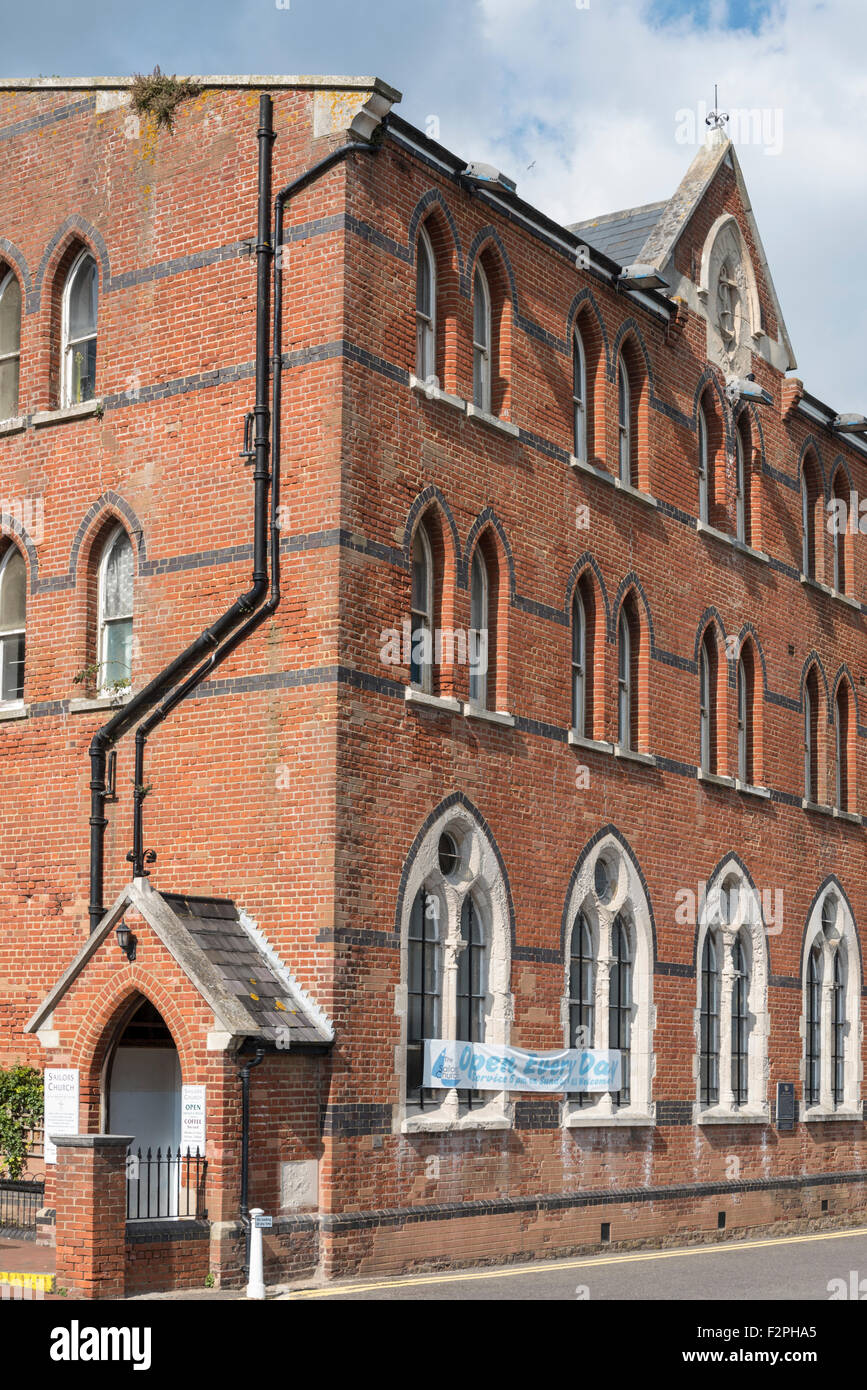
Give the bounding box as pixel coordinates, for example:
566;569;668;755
3;0;865;409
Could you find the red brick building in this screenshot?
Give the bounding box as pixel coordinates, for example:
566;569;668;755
0;74;865;1295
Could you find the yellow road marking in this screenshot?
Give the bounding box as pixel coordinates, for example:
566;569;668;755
0;1271;54;1291
284;1224;867;1298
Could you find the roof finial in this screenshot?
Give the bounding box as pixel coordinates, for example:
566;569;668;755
705;84;729;133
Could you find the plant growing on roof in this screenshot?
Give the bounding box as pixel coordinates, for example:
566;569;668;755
130;66;199;131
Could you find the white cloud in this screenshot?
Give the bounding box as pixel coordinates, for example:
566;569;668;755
416;0;867;408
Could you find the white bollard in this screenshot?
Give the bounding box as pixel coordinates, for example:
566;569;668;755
247;1208;266;1300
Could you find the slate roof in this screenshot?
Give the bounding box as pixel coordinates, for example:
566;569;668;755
569;200;667;264
25;880;334;1048
161;893;332;1046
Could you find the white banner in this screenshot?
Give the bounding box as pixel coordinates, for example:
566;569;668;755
44;1068;79;1164
423;1041;621;1093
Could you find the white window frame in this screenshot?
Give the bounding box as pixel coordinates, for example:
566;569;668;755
698;404;709;523
617;355;631;485
831;474;845;593
695;860;769;1122
397;805;513;1133
562;835;655;1126
469;546;489;709
617;606;632;750
61;249;98;408
0;545;26;705
571;588;586;736
472;264;491;414
97;525;134;695
699;636;711;772
735;428;746;542
737;656;749;782
801;464;812;577
804;674;815;802
410;522;434;693
572;328;587;461
800;888;861;1120
0;268;22;421
415;226;437;384
835;687;847;812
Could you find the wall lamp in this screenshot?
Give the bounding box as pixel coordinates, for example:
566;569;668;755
116;920;136;962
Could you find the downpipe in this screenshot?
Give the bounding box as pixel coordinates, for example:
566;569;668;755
87;93;276;928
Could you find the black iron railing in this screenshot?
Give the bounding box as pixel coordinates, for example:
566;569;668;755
125;1147;207;1221
0;1178;44;1234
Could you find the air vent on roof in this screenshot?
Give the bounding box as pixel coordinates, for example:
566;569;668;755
462;162;517;194
833;413;867;434
618;263;668;292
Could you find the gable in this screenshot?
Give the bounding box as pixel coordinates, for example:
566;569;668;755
639;134;796;374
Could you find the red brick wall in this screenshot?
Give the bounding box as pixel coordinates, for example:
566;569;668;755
2;82;866;1286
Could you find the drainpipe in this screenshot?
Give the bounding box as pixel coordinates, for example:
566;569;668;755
87;93;276;929
128;135;380;876
238;1046;265;1275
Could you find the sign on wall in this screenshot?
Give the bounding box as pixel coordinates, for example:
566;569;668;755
180;1085;206;1156
44;1069;80;1164
423;1041;621;1093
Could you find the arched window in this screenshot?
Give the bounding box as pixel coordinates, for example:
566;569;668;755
617;606;631;749
735;426;748;543
696;861;769;1120
0;269;21;420
0;546;26;702
617;354;631;485
805;946;821;1107
699;630;718;774
697;404;709;523
62;250;98;407
804;667;820;804
699;931;720;1106
415;226;436;383
563;834;655;1123
472;264;491;413
568;910;594;1109
800;455;820;579
410;523;433;692
834;682;851;812
469;546;489;708
832;950;844;1106
736;649;755;785
801;887;860;1116
572;328;587;461
399;806;512;1129
831;470;849;593
617;599;642;752
731;933;749;1106
609;914;632;1107
457;896;487;1110
571;588;586;735
406;886;442;1108
98;527;134;692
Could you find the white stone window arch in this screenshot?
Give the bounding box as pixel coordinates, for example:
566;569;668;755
800;885;861;1120
694;858;769;1123
396;802;512;1134
561;832;655;1127
62;249;98;408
